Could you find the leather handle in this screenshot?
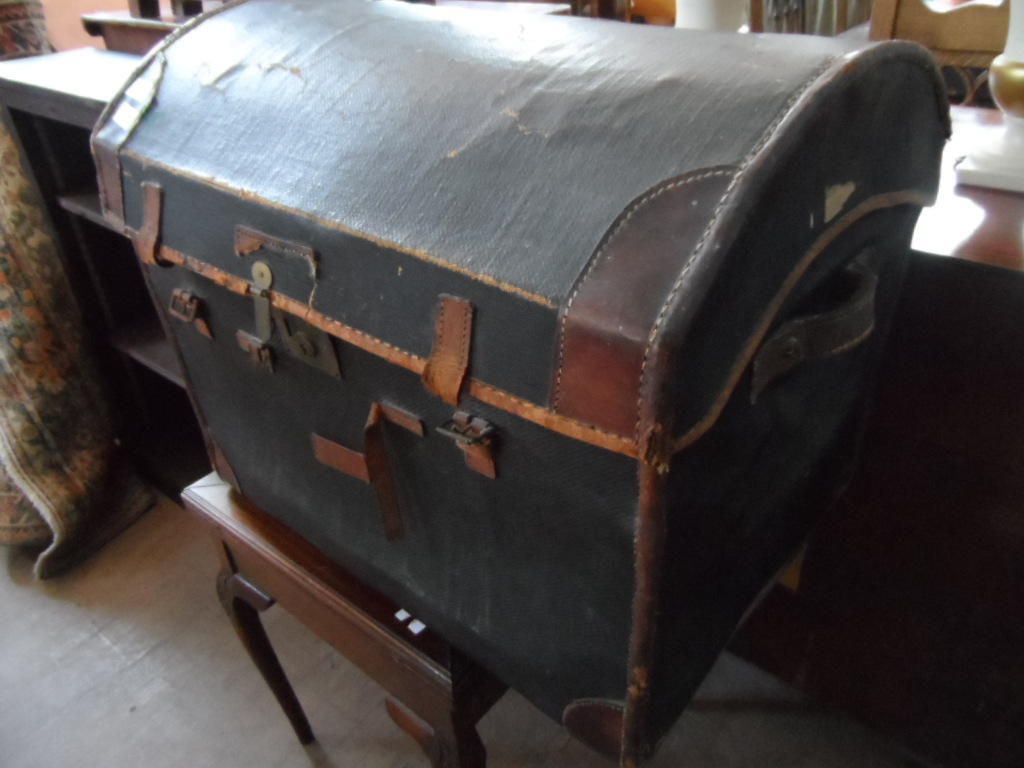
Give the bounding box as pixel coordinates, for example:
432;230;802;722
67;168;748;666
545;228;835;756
235;225;317;277
312;404;423;541
751;257;877;403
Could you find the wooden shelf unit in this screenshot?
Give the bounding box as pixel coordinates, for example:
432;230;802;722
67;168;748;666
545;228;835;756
0;48;208;496
57;189;124;233
111;316;186;388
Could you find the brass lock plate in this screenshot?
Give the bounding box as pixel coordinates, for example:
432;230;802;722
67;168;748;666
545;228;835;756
275;311;342;379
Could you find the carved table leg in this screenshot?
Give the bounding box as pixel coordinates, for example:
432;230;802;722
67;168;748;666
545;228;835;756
216;568;315;745
385;696;486;768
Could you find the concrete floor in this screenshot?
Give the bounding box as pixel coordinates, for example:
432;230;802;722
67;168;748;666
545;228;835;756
1;494;912;768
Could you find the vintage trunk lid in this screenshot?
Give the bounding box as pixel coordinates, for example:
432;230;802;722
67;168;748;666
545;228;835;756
94;0;946;458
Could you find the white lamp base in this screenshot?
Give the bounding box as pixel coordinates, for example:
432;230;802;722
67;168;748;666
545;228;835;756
674;0;745;30
956;114;1024;193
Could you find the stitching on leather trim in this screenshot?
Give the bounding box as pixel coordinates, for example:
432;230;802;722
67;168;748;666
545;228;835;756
566;698;624;714
669;188;933;454
552;168;735;410
471;381;634;443
156;242;640;457
434;300;447;363
166;246;422;364
121;151;558;309
633;57;837;445
458;299;471;369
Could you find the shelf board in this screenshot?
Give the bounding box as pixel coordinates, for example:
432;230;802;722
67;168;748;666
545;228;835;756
111;317;186;389
0;48;141;129
128;416;211;500
57;191;124;234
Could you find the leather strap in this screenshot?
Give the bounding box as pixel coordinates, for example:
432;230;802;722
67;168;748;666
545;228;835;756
312;403;423;541
462;441;497;479
422;295;473;405
134;181;165;266
751;257;877;403
235;225;317;278
312;433;370;482
363;403;404;540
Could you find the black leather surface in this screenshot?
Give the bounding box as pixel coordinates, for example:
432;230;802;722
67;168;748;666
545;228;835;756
146;260;639;720
118;0;856;304
99;0;946;429
662;53;947;442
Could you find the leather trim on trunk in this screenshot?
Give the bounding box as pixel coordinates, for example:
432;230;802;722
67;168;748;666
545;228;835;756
552;167;736;438
135;242;642;459
670;189;936;456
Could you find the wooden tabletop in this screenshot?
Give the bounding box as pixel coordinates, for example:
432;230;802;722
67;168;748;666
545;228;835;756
912;106;1024;270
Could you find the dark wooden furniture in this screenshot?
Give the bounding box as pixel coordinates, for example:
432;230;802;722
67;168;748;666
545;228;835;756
0;48;209;494
182;473;508;768
128;0;205;20
735;107;1024;768
82;12;177;56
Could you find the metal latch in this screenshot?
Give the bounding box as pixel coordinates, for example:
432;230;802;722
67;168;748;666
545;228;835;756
437;411;497;478
168;289;212;338
276;313;342;378
238;260;342;378
250;261;274;343
236;330;274;371
437;412;494;445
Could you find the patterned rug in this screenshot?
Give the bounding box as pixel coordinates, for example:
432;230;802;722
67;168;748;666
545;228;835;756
0;3;153;577
0;1;50;59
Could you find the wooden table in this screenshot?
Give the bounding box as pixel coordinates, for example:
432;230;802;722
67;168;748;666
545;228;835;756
181;474;507;768
912;106;1024;268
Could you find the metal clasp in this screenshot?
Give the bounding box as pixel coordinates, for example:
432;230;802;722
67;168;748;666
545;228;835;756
236;330;274;371
168;288;212;338
437;412;497;479
437;412;494;446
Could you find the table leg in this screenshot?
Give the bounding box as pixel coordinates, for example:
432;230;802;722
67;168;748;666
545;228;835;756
216;568;315;745
385;696;486;768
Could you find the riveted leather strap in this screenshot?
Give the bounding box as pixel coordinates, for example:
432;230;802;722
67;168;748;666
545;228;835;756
422;295;473;405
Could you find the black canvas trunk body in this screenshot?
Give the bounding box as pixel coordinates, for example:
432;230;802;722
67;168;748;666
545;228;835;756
93;1;948;762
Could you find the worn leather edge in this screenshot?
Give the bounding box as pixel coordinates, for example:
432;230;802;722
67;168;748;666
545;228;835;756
552;167;736;438
619;460;668;767
311;433;370;483
562;698;626;761
134;181;164;266
90;0;246;226
671;189;934;456
92;140;125;231
633;42;948;467
118;150;557;309
620;46;946;762
136;242;639;459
